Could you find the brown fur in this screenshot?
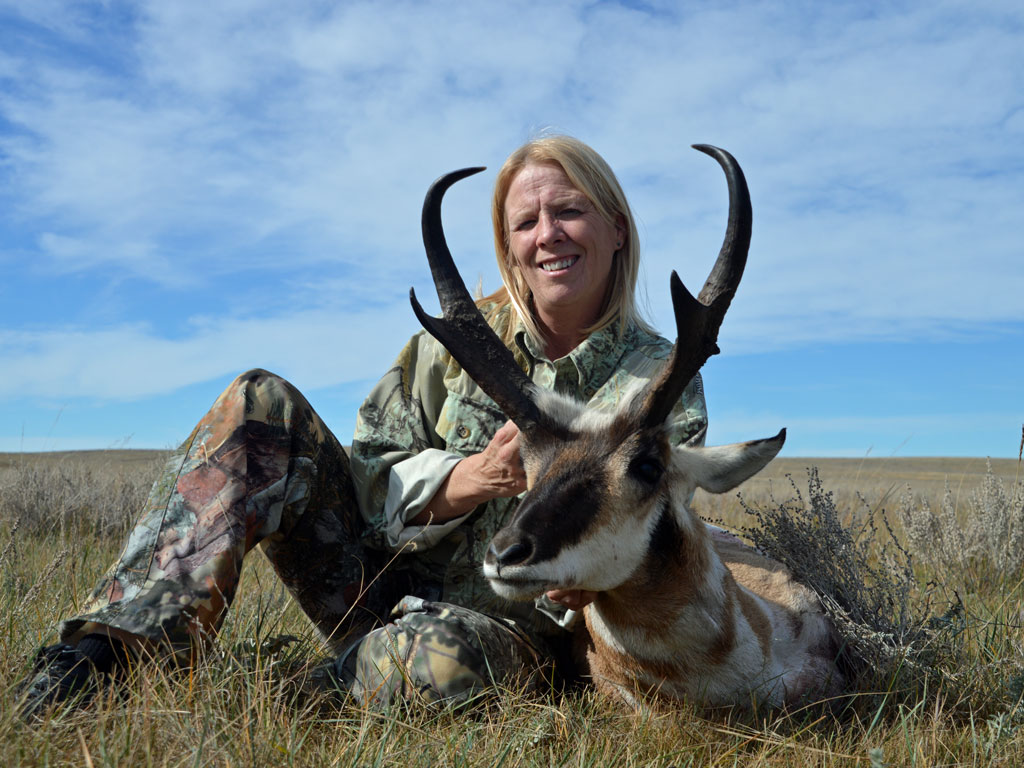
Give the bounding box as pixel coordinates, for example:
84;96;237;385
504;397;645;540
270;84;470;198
735;582;773;659
706;573;738;665
595;513;709;633
716;536;823;617
578;621;695;701
484;375;841;710
569;510;844;709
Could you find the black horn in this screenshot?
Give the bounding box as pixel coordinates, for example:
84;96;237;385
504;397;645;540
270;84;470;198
640;144;752;429
410;167;560;438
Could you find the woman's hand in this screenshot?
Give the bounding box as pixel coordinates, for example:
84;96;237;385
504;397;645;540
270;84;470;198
545;588;598;612
416;423;599;614
412;420;526;525
460;419;528;501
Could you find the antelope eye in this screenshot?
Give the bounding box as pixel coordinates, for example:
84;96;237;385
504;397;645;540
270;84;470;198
630;457;664;485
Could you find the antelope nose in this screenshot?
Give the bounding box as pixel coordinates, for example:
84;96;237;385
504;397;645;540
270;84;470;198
489;534;533;567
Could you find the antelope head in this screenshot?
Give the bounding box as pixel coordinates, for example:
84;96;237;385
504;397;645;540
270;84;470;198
410;145;784;602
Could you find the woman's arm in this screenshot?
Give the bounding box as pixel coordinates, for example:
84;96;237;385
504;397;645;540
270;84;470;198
410;420;526;525
351;331;459;551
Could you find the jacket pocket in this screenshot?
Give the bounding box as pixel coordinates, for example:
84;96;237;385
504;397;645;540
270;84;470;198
436;391;506;457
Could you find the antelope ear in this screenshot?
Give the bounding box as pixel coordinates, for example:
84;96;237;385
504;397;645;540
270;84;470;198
681;429;785;494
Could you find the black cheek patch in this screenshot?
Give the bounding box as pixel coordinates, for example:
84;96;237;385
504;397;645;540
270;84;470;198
646;499;682;568
510;464;607;564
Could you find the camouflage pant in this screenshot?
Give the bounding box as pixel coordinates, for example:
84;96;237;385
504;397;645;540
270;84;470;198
337;596;544;706
59;369;547;704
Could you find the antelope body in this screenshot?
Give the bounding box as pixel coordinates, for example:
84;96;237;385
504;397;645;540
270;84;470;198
410;146;845;709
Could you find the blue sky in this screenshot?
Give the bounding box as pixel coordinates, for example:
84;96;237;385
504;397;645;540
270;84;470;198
1;0;1021;457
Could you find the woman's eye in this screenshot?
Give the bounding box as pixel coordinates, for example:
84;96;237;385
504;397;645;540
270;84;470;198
560;208;582;218
513;219;536;231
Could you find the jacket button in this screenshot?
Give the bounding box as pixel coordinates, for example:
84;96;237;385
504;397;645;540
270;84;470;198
457;426;471;439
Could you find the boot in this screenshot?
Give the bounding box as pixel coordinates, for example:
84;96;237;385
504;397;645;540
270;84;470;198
15;634;124;720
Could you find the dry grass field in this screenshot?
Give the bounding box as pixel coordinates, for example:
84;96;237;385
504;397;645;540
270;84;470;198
696;455;1021;518
723;455;1020;501
1;448;1023;767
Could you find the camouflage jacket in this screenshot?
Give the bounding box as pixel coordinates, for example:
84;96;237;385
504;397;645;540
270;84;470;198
350;302;707;638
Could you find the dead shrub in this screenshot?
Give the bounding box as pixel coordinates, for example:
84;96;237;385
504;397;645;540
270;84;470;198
900;461;1024;581
739;468;977;714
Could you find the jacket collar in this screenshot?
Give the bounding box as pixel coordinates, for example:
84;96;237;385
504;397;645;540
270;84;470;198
511;310;657;400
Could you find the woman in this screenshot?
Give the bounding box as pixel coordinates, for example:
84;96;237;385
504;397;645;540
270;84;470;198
17;136;707;715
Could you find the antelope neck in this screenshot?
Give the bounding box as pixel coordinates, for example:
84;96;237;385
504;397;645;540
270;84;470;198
592;501;716;633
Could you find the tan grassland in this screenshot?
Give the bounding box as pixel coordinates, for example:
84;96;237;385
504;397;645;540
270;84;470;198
726;456;1020;501
695;456;1022;526
2;449;1023;767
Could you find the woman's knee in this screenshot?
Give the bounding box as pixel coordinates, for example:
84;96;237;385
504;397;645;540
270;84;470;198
234;367;280;385
337;598;541;707
232;368;292;399
224;368;315;427
341;619;485;705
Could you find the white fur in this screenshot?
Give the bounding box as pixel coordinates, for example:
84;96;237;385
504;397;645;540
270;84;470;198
484;393;843;709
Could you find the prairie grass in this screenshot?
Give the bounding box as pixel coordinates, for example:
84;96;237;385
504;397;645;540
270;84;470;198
2;450;1023;767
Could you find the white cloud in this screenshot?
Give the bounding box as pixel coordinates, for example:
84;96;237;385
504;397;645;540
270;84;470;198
0;302;419;401
0;0;1022;414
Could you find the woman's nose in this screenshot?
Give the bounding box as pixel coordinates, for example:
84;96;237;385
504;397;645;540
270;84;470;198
536;213;565;247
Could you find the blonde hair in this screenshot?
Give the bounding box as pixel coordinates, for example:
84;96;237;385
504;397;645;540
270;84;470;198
484;135;652;347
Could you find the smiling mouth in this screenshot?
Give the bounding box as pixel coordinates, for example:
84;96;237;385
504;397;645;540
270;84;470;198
540;255;579;272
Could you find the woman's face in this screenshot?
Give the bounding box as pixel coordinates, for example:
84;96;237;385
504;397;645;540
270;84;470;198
504;162;624;330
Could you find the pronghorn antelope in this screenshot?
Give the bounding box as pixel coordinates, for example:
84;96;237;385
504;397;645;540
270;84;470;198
410;146;845;709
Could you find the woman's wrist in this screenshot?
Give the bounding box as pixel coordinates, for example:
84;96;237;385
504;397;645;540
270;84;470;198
409;456;485;525
410;421;526;526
